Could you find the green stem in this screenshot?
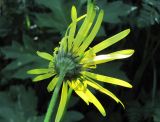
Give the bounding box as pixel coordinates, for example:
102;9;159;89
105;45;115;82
44;72;65;122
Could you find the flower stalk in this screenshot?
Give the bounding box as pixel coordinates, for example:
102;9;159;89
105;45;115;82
44;71;66;122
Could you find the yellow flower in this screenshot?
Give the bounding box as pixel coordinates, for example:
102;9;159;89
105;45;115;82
28;2;134;122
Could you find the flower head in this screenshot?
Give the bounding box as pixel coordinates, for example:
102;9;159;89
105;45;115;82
28;1;134;121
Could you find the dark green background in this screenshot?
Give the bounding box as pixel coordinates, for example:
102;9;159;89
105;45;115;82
0;0;160;122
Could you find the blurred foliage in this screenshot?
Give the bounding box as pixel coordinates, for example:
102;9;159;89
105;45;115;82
0;34;51;83
0;85;44;122
127;91;160;122
97;1;137;24
136;0;160;27
0;0;160;122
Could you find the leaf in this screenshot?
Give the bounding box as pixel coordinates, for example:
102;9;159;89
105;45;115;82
103;1;137;24
0;85;43;122
136;0;160;28
34;0;70;34
0;34;52;83
34;13;65;30
34;0;87;35
35;0;64;13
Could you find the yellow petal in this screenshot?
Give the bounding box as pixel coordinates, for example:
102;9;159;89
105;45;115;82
86;89;106;116
36;51;53;61
55;82;68;122
75;90;89;105
27;68;49;74
88;29;130;54
71;6;77;21
84;49;134;65
67;80;72;88
47;76;58;92
68;6;77;50
78;10;104;54
68;80;89;105
67;14;86;29
85;80;124;108
81;48;96;62
33;73;54;82
76;14;86;22
82;71;132;88
60;37;67;52
68;80;86;91
73;3;95;51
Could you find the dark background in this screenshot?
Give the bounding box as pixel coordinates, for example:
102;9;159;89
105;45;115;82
0;0;160;122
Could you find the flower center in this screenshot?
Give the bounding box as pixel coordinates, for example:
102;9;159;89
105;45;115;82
54;51;82;80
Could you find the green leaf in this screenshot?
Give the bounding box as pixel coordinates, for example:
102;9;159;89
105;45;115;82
35;0;63;12
34;0;87;35
103;1;137;24
1;41;24;59
136;0;160;28
0;85;44;122
35;13;63;29
0;34;52;83
34;0;70;34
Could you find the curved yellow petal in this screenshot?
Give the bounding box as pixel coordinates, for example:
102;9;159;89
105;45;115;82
47;76;58;92
36;51;53;61
67;14;86;31
78;10;104;54
27;68;49;74
71;6;77;21
67;80;89;105
88;29;130;54
85;80;124;108
68;6;77;50
86;89;106;116
84;49;134;65
68;80;86;91
33;73;54;82
55;82;68;122
82;71;132;88
76;14;86;22
75;90;89;105
73;3;95;51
